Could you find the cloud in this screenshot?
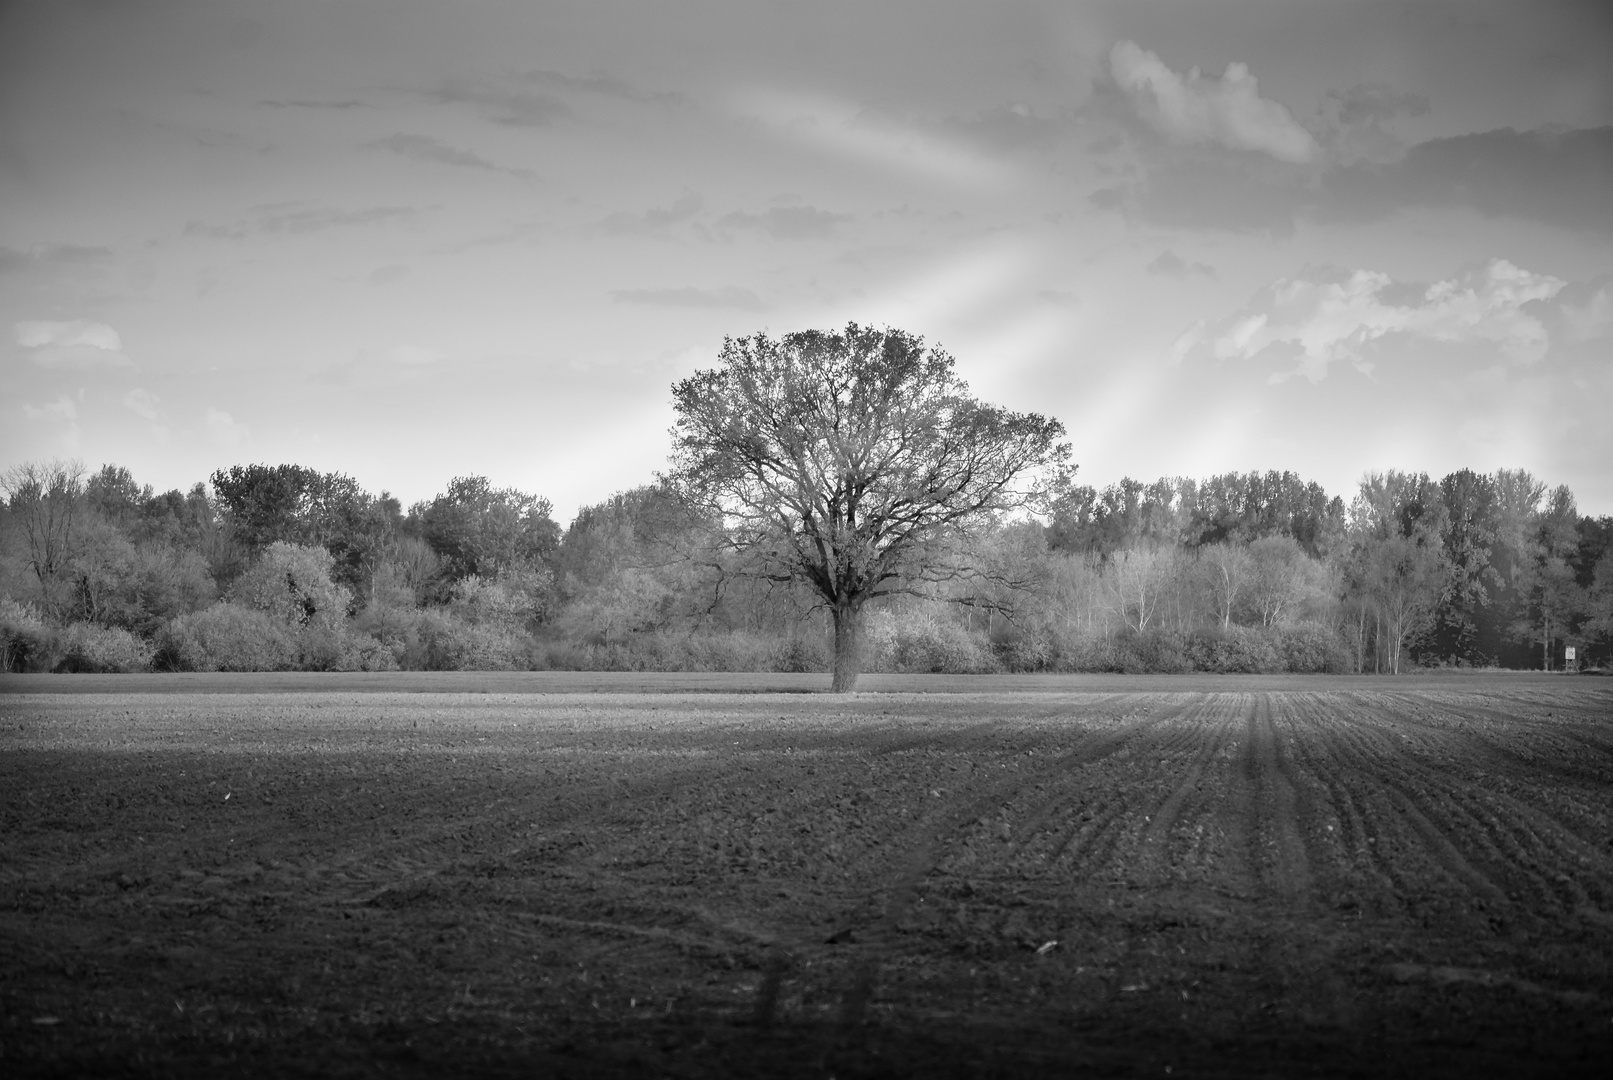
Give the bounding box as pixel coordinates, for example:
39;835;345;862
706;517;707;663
369;263;410;285
1557;280;1613;342
611;286;764;310
1092;121;1610;236
1323;125;1613;232
205;407;248;448
429;83;568;127
16;319;122;350
0;244;113;274
1088;151;1311;234
597;193;703;236
186;203;418;239
1109;40;1319;163
123;388;161;421
23;395;77;424
15;319;134;368
1309;83;1432;165
715;205;847;240
1147;250;1215;278
1324;84;1430;129
372;133;534;178
1175;259;1570;381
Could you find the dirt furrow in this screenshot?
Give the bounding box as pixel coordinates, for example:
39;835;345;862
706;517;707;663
1274;692;1400;907
1028;699;1224;883
1123;693;1244;887
1312;699;1557;933
1232;693;1315;904
1386;694;1613;790
818;695;1193;1027
1343;694;1613;923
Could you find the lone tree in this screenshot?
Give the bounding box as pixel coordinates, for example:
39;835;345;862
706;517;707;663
668;324;1069;691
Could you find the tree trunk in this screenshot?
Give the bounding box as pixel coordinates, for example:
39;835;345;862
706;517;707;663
1355;606;1367;674
830;602;863;693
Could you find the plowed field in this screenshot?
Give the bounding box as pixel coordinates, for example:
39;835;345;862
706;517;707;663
2;674;1611;1077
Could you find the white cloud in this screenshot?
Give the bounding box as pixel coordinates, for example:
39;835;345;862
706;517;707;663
123;388;162;420
1560;283;1613;342
1109;41;1319;164
23;395;77;423
205;407;249;447
15;319;134;368
1182;259;1568;381
16;319;122;350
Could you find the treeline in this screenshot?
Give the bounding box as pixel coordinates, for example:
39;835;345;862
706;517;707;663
1;460;1609;674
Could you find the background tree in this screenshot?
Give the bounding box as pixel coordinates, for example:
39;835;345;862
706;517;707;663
1525;485;1584;670
1344;472;1449;673
668;324;1068;691
1198;542;1250;630
0;459;88;616
1246;535;1311;628
413;476;559;584
1428;469;1499;663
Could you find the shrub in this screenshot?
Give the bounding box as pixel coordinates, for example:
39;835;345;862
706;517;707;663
415;609;529;671
863;610;1000;674
773;632;829;673
350;600;418;670
1275;622;1352;674
678;630;778;672
54;622;154;673
229;542;352;631
156;602;296;672
1129;630;1191;674
0;598;53;673
1184;626;1284;673
897;620;999;674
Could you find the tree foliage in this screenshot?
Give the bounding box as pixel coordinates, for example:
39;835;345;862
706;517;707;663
667;324;1069;690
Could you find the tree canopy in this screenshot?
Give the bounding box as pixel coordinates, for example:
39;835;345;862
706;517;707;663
667;323;1069;690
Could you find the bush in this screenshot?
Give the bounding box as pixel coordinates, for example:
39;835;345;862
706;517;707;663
773;632;829;673
54;622;154;673
678;630;778;672
229;542;351;631
1275;622;1352;674
861;610;1000;674
1184;626;1285;673
1127;630;1191;674
0;598;53;672
414;609;529;671
156;602;296;672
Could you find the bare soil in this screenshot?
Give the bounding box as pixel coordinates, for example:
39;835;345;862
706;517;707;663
2;673;1611;1078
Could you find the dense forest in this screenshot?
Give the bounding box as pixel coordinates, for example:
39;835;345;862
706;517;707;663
2;459;1609;675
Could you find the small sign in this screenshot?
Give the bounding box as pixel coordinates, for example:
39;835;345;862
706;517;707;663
1564;646;1576;661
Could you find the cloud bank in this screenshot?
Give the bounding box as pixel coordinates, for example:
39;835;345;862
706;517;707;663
15;319;133;368
1173;259;1573;381
1109;40;1318;163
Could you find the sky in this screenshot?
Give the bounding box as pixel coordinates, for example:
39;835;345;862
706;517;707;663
2;0;1611;519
